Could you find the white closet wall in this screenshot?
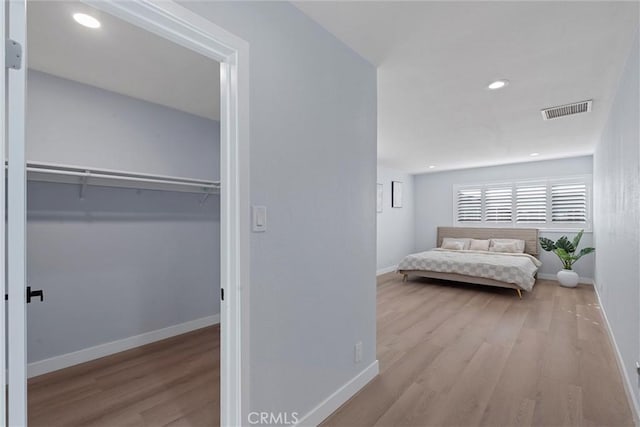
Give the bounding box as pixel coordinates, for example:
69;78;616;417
26;70;220;366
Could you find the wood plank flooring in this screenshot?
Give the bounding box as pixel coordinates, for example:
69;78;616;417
28;275;633;426
28;325;220;427
321;274;633;427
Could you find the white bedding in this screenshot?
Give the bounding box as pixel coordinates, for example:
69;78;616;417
397;248;542;291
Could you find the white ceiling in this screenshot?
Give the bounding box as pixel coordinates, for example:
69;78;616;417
294;2;639;174
27;1;220;120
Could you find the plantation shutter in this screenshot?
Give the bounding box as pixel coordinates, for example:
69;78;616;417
551;182;587;222
484;186;513;223
456;188;482;222
516;183;547;223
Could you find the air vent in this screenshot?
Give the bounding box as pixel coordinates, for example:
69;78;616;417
541;100;592;121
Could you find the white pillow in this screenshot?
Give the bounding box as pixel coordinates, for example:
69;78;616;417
441;237;470;250
490;242;520;253
490;238;525;253
442;240;465;250
469;239;490;251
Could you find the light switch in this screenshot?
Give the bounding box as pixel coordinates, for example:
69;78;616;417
252;205;267;232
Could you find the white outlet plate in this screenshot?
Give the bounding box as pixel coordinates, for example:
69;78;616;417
354;341;363;363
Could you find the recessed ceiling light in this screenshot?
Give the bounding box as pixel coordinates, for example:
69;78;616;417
487;79;509;90
428;165;436;169
530;152;540;157
73;13;101;29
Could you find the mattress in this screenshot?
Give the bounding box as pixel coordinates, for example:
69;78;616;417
397;248;542;291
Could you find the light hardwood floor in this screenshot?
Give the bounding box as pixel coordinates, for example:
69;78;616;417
322;274;634;427
28;276;633;427
28;325;220;427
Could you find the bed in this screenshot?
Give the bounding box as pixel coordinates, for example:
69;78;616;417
397;227;541;297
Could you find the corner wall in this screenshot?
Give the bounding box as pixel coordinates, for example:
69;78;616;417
180;2;378;422
593;29;640;417
377;166;414;273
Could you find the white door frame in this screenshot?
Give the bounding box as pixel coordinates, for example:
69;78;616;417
7;0;28;425
6;1;251;425
0;1;7;424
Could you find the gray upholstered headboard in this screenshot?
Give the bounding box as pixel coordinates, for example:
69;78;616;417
437;226;539;255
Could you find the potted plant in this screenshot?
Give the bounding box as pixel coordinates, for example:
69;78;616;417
539;230;595;287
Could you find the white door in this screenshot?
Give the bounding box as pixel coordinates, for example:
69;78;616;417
6;0;28;425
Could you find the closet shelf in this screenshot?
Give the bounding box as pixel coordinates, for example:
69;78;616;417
22;161;220;196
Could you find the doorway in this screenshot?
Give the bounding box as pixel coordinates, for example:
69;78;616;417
3;1;249;426
27;1;222;424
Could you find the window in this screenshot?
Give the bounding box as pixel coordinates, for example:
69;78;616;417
551;183;587;223
456;188;482;223
484;186;512;223
516;183;547;224
453;176;591;230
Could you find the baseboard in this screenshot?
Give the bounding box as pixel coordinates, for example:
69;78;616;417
28;314;220;378
377;265;397;276
593;283;640;425
537;273;594;285
296;360;379;426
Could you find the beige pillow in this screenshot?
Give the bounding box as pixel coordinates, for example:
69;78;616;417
490;238;525;253
469;239;490;251
489;242;520;253
441;237;470;250
442;240;465;250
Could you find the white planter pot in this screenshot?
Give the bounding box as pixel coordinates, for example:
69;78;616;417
557;269;579;288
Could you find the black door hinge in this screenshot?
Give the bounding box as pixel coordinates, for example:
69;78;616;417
221;288;224;301
4;286;44;303
27;286;44;303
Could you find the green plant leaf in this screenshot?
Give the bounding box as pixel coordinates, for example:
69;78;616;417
581;247;595;256
573;247;595;261
555;236;576;254
554;247;572;262
539;237;556;252
572;230;584;249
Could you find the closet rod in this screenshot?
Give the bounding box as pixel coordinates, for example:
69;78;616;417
26;161;219;186
7;161;220;195
27;167;219;190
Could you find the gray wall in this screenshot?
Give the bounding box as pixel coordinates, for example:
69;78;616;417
377;166;414;272
26;70;220;363
27;70;220;180
413;156;595;279
594;30;639;412
181;2;377;421
27;184;220;362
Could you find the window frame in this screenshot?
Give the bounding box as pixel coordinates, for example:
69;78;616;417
452;174;592;232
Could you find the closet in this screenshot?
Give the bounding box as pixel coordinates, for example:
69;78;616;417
24;2;222;425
